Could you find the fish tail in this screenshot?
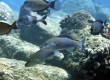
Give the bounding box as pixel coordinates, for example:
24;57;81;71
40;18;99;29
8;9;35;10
79;37;85;52
11;21;18;29
41;15;47;25
104;19;107;26
49;0;56;9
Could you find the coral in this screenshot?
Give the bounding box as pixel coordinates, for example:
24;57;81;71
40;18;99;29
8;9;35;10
0;35;39;61
47;10;110;80
17;7;61;45
0;2;17;24
0;58;71;80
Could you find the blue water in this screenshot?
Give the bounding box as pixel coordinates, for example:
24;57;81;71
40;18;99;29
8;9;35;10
0;0;25;12
95;0;110;8
0;0;110;12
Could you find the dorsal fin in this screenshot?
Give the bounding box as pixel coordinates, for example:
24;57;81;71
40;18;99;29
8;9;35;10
11;21;18;29
95;19;103;24
104;19;107;26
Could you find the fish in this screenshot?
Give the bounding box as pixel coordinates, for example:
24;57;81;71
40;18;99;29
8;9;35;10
22;0;56;13
17;15;47;26
37;0;66;15
25;49;55;67
47;0;66;10
40;37;86;53
0;21;18;35
89;19;107;35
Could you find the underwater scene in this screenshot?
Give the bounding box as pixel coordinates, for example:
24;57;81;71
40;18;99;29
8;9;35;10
0;0;110;80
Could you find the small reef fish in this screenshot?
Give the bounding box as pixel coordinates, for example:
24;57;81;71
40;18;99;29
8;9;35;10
40;37;86;53
88;19;107;35
22;0;56;13
0;21;18;35
37;0;65;15
17;15;47;26
25;49;54;67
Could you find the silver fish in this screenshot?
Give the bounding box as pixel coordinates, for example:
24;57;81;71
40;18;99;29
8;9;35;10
17;15;47;26
25;49;54;67
40;37;85;53
22;0;56;12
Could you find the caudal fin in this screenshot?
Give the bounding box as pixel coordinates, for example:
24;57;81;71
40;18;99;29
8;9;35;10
49;0;56;9
104;19;107;26
41;15;47;25
11;21;18;29
79;37;85;53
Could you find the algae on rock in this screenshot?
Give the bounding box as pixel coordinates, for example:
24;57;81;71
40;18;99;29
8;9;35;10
0;58;71;80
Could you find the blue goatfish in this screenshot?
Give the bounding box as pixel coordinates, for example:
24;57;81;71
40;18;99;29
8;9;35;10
17;15;47;26
25;49;54;67
22;0;56;13
40;37;86;53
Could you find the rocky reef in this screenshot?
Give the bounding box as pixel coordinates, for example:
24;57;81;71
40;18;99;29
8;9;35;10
0;58;71;80
46;10;110;80
0;35;39;61
17;6;61;46
0;2;17;24
0;1;110;80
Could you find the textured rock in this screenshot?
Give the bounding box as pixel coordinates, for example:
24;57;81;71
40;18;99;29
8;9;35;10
60;10;94;40
0;58;71;80
0;35;39;61
17;7;61;46
47;10;110;80
0;2;17;24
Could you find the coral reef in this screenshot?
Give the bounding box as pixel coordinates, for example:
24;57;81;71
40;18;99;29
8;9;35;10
0;35;39;61
47;10;110;80
0;2;17;24
17;7;61;46
1;1;110;80
0;58;71;80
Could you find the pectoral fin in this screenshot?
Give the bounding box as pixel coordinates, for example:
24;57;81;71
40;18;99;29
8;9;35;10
53;50;64;60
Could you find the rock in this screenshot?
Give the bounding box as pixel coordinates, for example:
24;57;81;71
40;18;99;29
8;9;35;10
17;7;61;46
60;10;94;40
0;58;71;80
47;10;110;80
0;2;17;24
0;35;39;61
61;0;96;16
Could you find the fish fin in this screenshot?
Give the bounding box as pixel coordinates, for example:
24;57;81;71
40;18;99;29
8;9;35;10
57;34;74;40
49;0;56;9
95;19;103;24
53;50;64;60
79;37;86;53
66;47;75;52
11;21;18;29
41;15;47;25
41;62;46;64
104;19;107;26
48;55;54;59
